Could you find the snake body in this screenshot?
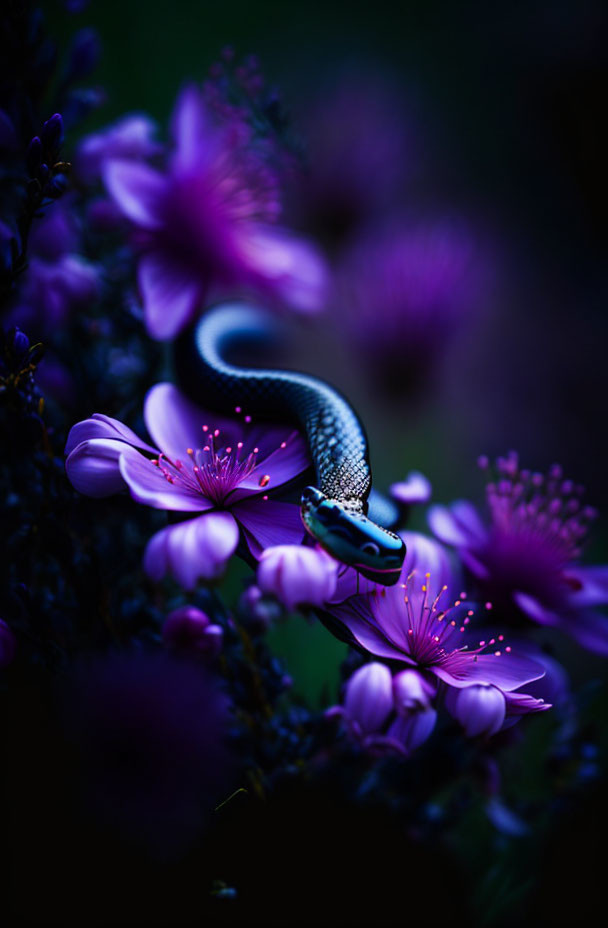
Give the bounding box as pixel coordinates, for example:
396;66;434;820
176;302;405;584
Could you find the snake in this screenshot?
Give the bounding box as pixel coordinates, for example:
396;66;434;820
175;302;406;585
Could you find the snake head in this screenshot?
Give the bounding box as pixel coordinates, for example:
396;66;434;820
300;486;405;586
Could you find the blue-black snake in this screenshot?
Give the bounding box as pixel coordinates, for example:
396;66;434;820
176;302;405;584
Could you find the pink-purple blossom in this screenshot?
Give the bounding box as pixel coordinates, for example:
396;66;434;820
103;85;328;340
326;534;548;710
429;452;608;655
65;382;310;587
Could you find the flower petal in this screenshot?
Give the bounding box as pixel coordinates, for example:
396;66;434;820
433;651;545;691
330;566;378;603
170;85;209;170
144;512;239;588
564;565;608;607
143;382;242;461
240;224;328;313
560;609;608;656
503;691;551;716
66;438;129;497
390;471;432;505
228;430;310;502
103;159;166;229
513;591;560;627
118;445;212;511
401;531;458;595
235;498;306;558
65;413;156;457
428;501;487;548
328;601;417;664
138;251;203;340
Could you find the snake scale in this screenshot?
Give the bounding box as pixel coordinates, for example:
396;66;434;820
176;302;406;584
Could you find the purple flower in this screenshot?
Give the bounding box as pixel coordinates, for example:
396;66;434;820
298;73;411;242
65;382;309;587
327;662;436;756
103;86;328;339
0;619;17;669
75;114;161;185
326;534;546;699
257;544;339;610
334;218;482;397
11;201;98;330
162;605;223;657
429;452;608;655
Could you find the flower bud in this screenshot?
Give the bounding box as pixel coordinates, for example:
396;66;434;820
26;136;43;176
46;173;69;199
10;326;30;359
238;584;282;629
392;669;433;710
41;113;64;153
446;683;506;738
344;662;393;734
163;606;223;658
257;545;337;610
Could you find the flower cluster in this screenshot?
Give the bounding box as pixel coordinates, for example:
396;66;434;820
0;7;605;924
327;662;437;755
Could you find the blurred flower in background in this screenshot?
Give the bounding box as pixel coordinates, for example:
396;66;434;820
1;3;607;925
333;216;488;400
429;452;608;654
103;84;328;339
8;199;98;331
293;72;413;249
75;113;160;186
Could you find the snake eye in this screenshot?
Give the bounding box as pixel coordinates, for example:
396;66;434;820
360;542;380;557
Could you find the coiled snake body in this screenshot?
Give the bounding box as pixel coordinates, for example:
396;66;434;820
176;303;405;585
